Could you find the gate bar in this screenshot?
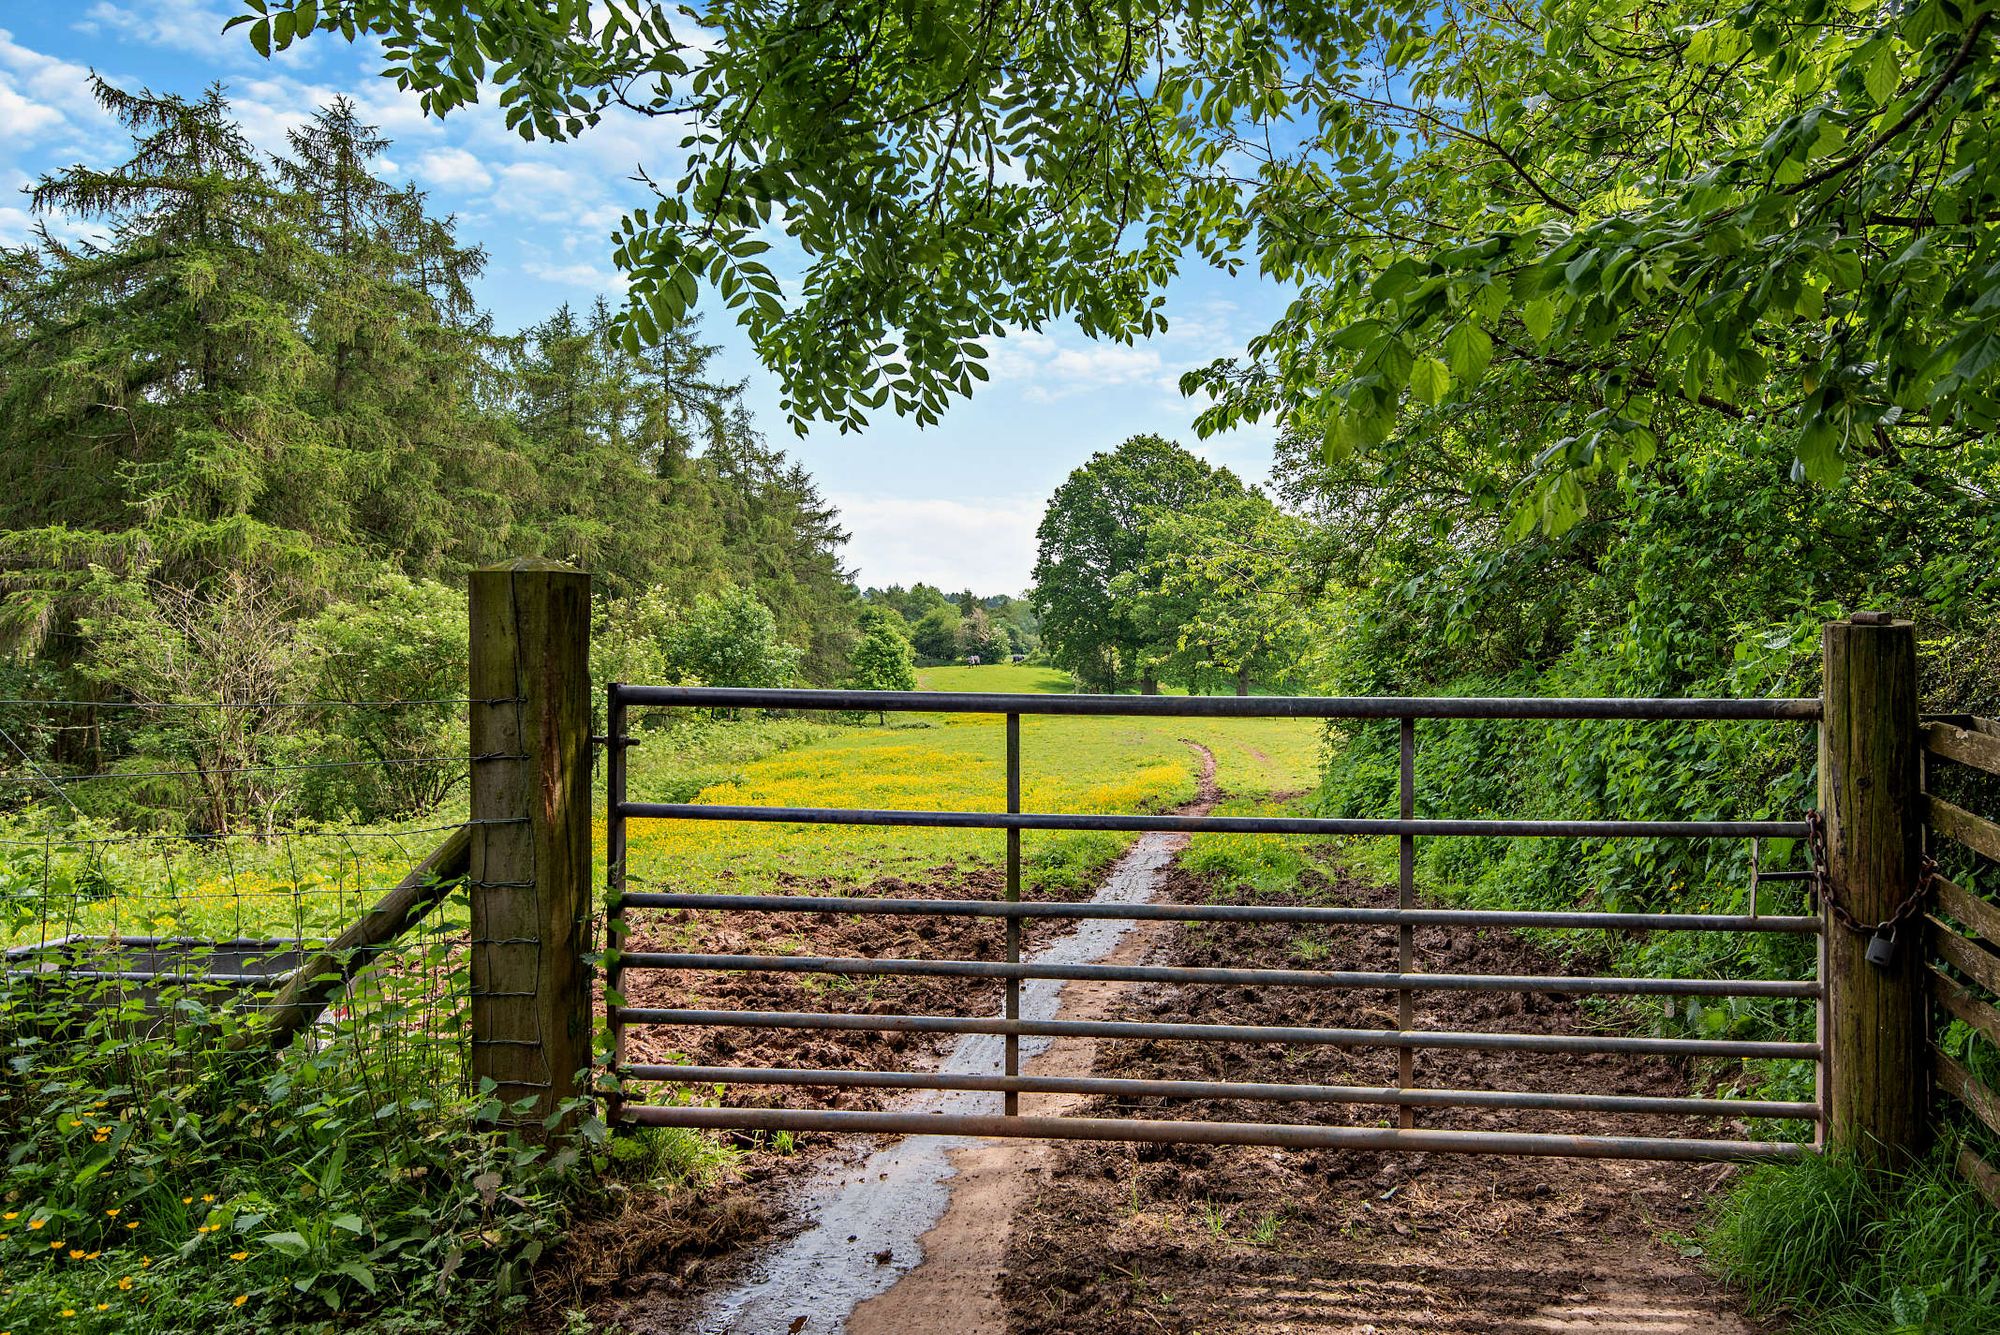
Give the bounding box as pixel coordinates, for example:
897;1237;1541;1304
620;891;1821;934
604;685;629;1126
618;951;1821;998
621;1063;1822;1120
1398;716;1417;1128
615;1006;1821;1059
622;1104;1811;1161
620;803;1804;840
1004;711;1021;1117
612;684;1822;721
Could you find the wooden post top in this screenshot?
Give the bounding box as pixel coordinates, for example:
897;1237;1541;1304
473;557;588;577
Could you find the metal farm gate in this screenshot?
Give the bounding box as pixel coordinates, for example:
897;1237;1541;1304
599;683;1835;1164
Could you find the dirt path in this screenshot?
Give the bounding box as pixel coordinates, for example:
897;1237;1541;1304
996;860;1784;1334
582;759;1779;1335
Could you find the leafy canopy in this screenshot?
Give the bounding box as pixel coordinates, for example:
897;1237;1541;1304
240;0;2000;524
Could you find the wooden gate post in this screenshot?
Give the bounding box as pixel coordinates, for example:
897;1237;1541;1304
1820;612;1927;1167
468;559;592;1136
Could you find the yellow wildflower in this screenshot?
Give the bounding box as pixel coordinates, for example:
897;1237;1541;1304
180;1197;192;1205
232;1295;247;1307
95;1306;109;1313
1;1212;15;1221
86;1250;100;1260
119;1276;134;1291
49;1240;63;1250
26;1220;43;1231
59;1311;75;1319
201;1195;215;1203
125;1222;139;1230
104;1208;119;1218
69;1249;85;1260
229;1251;248;1262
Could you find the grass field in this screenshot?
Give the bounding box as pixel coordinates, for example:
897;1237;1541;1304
618;677;1321;899
4;673;1323;947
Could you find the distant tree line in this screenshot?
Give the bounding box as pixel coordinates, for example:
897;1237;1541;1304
859;584;1039;666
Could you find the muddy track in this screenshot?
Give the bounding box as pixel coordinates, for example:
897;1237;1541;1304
998;860;1786;1335
555;756;1779;1334
557;746;1220;1332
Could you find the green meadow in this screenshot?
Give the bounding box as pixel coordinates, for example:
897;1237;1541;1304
5;671;1321;948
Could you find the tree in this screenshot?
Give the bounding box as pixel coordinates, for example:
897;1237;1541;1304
255;0;2000;528
1118;492;1314;695
1030;435;1239;692
848;606;919;694
957;605;1007;664
664;585;801;688
910;604;964;663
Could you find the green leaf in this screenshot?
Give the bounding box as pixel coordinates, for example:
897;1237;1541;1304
262;1231;311;1256
1408;356;1451;405
1522;297;1556;344
334;1261;378;1295
1444;322;1494;382
1865;43;1900;105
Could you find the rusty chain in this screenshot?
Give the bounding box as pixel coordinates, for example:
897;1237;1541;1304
1805;807;1937;938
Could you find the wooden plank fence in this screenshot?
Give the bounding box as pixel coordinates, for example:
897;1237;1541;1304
1921;713;2000;1211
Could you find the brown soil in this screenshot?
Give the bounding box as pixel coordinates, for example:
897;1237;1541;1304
997;860;1785;1334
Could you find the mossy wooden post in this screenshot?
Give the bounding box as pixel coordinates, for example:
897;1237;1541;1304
1820;613;1927;1167
469;559;592;1137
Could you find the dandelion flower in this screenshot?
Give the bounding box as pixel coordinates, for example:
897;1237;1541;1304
180;1197;192;1206
232;1295;247;1307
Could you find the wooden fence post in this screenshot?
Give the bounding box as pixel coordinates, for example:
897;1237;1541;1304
468;559;592;1136
1820;612;1928;1167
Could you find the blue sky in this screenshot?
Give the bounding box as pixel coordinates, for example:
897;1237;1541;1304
0;4;1292;593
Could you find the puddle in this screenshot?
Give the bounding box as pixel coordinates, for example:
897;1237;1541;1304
686;830;1186;1334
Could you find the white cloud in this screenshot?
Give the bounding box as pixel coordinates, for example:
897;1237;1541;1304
987;330;1167;401
413;146;492;192
829;493;1044;593
492;159;597;218
76;1;320;69
523;257;627;292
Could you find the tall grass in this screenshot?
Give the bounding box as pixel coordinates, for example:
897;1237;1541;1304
1707;1148;2000;1333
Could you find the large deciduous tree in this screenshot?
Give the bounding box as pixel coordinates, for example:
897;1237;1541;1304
1030;435;1240;693
1116;491;1315;695
241;0;2000;524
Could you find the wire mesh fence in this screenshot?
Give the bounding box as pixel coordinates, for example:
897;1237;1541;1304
0;698;481;1116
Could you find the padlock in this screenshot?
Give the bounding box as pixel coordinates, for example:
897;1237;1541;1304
1866;926;1898;968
